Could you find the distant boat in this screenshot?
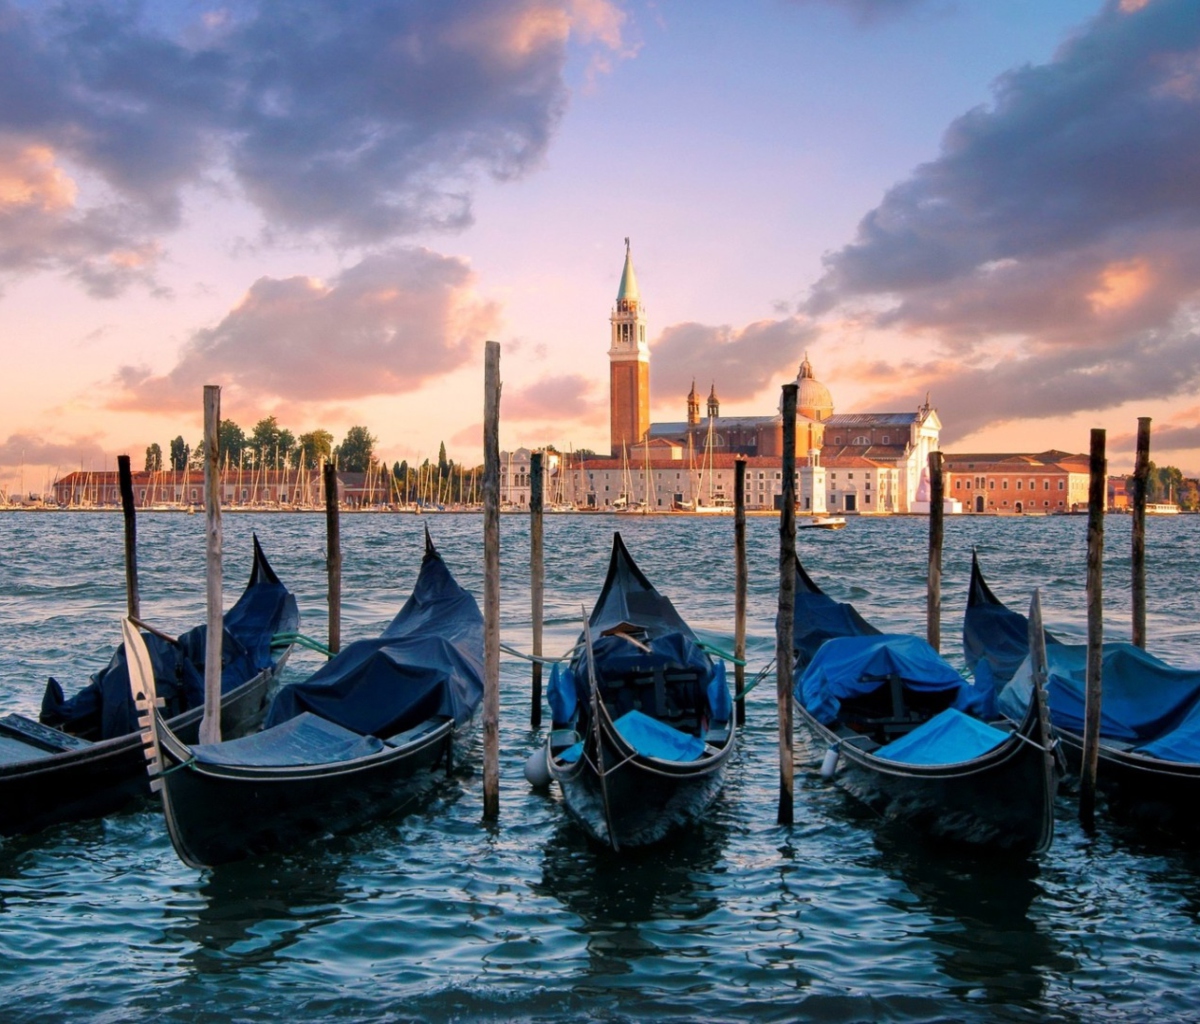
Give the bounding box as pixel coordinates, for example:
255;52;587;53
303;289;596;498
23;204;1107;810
1145;503;1179;515
798;515;846;530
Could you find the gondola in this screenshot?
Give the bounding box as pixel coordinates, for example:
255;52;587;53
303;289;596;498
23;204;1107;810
792;557;1056;854
130;531;484;868
965;551;1200;837
540;533;735;850
0;536;298;837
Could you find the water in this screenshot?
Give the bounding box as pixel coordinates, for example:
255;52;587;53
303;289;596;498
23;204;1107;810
2;510;1199;1023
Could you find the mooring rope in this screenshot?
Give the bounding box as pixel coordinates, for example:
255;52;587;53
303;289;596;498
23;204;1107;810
272;632;336;658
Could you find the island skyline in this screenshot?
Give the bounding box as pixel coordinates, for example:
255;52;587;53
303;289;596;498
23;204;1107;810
1;0;1197;497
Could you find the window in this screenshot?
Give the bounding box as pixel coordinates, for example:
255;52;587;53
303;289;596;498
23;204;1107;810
882;436;890;444
1044;480;1050;490
848;472;854;480
1016;480;1022;490
989;479;996;490
1059;480;1065;490
1029;480;1036;490
1002;480;1009;490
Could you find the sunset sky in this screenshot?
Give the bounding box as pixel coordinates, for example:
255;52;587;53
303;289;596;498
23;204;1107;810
2;0;1199;494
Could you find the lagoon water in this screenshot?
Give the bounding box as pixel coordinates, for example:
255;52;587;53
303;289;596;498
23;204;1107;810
2;510;1199;1023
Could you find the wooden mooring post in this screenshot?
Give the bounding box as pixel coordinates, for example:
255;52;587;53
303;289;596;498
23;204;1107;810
1132;417;1151;650
927;450;944;652
734;456;748;727
482;340;501;821
323;461;342;655
530;450;545;728
1081;427;1106;830
117;454;140;620
777;383;798;826
200;385;224;746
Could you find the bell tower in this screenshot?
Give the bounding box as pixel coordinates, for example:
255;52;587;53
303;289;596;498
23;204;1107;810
609;238;650;456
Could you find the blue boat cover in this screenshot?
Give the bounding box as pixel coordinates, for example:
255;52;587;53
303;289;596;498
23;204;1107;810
795;634;973;726
874;707;1009;766
585;533;693;639
192;711;383;766
1135;697;1200;762
998;642;1200;744
265;541;484;738
547;663;577;724
612;710;706;762
40;536;299;739
707;661;732;723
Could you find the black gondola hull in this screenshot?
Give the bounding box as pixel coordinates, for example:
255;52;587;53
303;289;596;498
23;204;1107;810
0;667;277;837
156;719;462;867
796;701;1055;854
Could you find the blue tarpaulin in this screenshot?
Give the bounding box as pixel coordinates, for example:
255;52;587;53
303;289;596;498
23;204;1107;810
795;634;971;726
192;712;383;767
266;545;483;738
998;642;1200;744
874;707;1009;766
612;710;706;761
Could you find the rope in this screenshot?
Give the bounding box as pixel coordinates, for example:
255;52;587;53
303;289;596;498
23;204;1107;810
499;643;575;665
272;632;335;658
700;641;746;667
734;658;775;701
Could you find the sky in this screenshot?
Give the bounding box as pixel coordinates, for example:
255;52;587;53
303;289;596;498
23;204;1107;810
2;0;1199;495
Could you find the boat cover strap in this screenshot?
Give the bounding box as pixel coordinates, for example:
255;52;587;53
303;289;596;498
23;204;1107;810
191;712;384;766
874;708;1008;766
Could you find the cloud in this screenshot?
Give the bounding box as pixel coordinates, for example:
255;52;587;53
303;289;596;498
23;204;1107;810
784;0;941;25
504;373;603;421
0;430;109;470
650;318;817;403
0;0;628;288
108;247;500;413
805;0;1200;433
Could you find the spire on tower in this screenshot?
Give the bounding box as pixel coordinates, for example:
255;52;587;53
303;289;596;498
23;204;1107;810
616;238;640;312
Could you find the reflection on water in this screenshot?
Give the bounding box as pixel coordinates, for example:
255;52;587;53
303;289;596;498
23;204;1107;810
168;852;351;974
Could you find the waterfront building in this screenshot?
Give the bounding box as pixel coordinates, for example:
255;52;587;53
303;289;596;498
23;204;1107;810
941;451;1097;513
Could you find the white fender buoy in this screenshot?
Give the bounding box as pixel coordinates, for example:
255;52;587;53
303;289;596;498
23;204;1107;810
819;744;840;779
524;747;551;789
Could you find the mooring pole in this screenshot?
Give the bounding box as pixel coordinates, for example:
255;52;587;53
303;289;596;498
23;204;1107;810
777;383;798;826
530;450;545;728
117;454;140;620
734;456;748;727
482;340;502;821
323;461;341;654
1081;427;1106;830
1132;417;1151;650
927;450;944;652
200;385;224;746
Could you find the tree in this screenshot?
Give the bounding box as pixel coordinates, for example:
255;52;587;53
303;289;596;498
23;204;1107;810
438;441;450;479
249;416;296;468
144;443;163;472
218;420;246;468
169;436;189;471
297;429;334;469
336;426;377;472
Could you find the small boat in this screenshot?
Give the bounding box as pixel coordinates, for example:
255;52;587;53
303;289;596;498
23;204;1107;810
791;557;1056;854
0;536;298;837
540;533;735;850
798;516;847;530
965;551;1200;837
131;531;483;867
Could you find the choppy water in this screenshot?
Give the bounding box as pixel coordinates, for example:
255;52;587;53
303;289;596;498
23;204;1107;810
2;510;1199;1023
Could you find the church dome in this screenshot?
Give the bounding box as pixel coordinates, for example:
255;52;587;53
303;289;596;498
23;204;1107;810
795;354;833;421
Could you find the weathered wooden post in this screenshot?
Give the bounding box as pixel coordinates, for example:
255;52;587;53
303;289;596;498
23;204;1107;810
734;456;748;727
927;450;944;652
323;461;342;654
777;383;798;826
1081;427;1106;830
117;454;140;620
530;450;545;728
482;340;501;821
1132;417;1151;650
200;385;223;746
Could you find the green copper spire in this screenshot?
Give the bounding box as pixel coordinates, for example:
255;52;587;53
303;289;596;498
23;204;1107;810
617;236;640;305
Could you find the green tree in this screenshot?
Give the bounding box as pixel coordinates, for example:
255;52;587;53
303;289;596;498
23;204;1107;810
297;429;334;469
336;426;377;473
249;416;296;468
169;436;189;471
144;443;163;472
218;420;246;467
437;441;450;479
